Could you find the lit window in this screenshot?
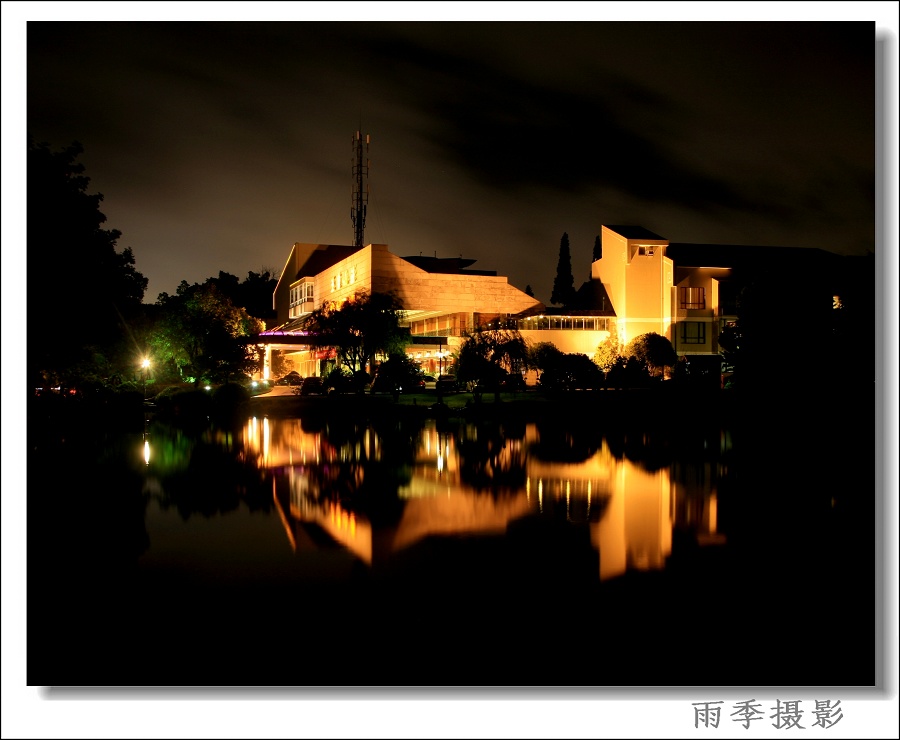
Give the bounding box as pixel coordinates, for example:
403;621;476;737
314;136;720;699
679;286;706;309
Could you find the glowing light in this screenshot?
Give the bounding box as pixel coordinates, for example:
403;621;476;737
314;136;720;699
143;440;150;466
204;385;212;391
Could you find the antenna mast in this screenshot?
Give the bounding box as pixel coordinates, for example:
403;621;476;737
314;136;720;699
351;130;370;248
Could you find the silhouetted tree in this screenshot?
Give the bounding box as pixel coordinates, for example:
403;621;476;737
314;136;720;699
528;341;564;384
550;232;576;306
28;139;147;386
538;353;604;391
524;284;535;297
307;290;407;374
372;353;422;401
457;329;529;402
592;235;602;261
623;332;678;377
199;269;279;324
151;282;263;385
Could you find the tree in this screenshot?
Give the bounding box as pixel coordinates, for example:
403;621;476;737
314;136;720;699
307;290;407;375
372;353;422;401
528;341;564;383
550;232;576;306
592;234;602;262
456;329;529;402
593;326;620;374
623;332;678;377
151;282;263;385
524;284;535;297
203;269;279;324
539;353;604;391
28;139;148;386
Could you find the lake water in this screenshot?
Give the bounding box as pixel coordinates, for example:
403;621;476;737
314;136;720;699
27;390;875;687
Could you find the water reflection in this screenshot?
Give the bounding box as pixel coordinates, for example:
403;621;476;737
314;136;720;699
138;415;730;582
30;391;871;687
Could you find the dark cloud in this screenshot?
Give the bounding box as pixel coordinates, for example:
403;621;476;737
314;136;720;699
22;17;879;304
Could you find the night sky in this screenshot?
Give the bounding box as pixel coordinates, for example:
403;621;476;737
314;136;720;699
18;9;883;306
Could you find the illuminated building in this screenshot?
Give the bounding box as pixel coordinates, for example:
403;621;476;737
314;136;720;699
587;225;856;376
257;224;860;380
260;241;544;378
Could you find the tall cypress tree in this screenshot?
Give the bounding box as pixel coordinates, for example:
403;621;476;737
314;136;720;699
550;232;576;306
592;235;602;261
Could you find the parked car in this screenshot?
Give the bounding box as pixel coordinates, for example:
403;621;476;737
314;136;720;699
298;376;324;395
277;371;302;386
420;375;437;390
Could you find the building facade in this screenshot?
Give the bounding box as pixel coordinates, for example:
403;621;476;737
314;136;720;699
591;225;728;361
258;225;852;382
261;242;544;378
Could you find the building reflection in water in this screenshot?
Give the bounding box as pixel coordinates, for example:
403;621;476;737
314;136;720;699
237;416;725;581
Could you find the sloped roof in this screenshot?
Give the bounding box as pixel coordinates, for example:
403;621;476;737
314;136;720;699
401;255;497;276
604;225;667;240
293;244;362;280
666;242;843;270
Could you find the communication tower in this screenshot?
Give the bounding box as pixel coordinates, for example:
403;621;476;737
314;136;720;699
351;131;370;249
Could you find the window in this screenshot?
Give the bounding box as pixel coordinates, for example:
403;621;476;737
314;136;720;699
679;286;706;309
680;322;706;345
290;281;315;317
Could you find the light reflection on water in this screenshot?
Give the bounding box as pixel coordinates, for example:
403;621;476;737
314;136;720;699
140;415;727;585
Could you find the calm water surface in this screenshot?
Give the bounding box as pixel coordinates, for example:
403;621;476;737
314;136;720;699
140;417;728;587
29;394;875;687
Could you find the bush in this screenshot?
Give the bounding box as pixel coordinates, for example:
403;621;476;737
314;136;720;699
211;382;251;423
154;386;212;422
539;353;604;391
212;382;250;406
324;367;354;394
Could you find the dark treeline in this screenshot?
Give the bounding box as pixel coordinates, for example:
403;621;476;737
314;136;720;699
28;140;278;393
